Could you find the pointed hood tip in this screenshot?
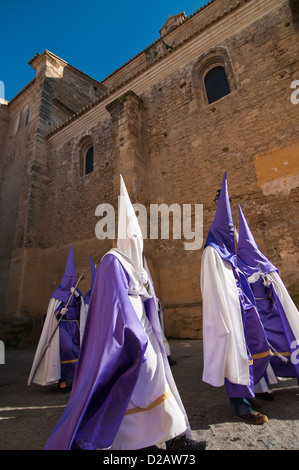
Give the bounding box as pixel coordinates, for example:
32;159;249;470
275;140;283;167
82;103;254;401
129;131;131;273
51;244;78;303
119;174;126;190
116;174;143;265
237;205;278;276
204;171;236;264
64;243;76;277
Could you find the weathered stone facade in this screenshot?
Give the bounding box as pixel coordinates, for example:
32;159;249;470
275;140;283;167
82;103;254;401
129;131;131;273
1;0;299;346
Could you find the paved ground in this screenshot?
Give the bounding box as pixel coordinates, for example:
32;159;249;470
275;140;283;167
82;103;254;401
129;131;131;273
0;339;299;452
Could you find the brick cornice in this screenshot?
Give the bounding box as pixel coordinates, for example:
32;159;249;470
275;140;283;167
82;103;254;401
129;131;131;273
47;0;285;147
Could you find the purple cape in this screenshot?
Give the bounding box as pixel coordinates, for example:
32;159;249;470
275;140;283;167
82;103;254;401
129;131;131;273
44;254;148;450
204;173;270;397
237;206;299;382
225;267;271;397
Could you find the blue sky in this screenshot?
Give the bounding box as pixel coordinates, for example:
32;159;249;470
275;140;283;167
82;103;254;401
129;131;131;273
1;0;208;101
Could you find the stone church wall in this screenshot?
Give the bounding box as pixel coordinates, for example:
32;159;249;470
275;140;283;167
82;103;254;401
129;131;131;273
0;0;298;346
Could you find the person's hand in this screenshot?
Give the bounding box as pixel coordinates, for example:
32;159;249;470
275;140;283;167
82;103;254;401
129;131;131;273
70;287;79;297
138;268;148;285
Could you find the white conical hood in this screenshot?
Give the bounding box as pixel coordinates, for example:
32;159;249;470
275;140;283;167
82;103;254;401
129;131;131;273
108;175;151;298
117;175;144;271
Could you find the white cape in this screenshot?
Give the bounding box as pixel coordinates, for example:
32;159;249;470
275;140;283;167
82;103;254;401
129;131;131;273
201;245;250;387
28;298;61;386
28;296;86;386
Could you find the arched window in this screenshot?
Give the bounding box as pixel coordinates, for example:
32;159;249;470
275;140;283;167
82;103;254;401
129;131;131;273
24;106;30;126
204;66;230;104
14;104;30;134
84;146;94;175
76;135;94;176
14;113;20;134
192;47;236;107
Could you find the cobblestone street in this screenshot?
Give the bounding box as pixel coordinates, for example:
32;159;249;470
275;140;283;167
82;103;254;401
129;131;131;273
1;340;299;453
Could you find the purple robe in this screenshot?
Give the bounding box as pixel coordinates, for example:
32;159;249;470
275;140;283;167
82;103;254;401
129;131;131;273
237;205;299;383
250;277;299;381
225;267;271;397
203;173;270;397
54;296;82;381
44;254;148;450
49;245;83;381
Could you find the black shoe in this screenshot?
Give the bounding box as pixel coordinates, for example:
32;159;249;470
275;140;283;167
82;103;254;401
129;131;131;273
58;386;70;393
58;381;70;393
168;356;177;366
166;434;207;451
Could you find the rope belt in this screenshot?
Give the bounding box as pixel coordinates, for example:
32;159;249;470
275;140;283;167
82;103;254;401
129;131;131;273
125;390;172;416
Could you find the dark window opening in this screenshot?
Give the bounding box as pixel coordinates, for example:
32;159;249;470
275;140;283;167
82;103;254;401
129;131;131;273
24;110;29;127
85;147;94;175
204;66;230;104
24;109;30;126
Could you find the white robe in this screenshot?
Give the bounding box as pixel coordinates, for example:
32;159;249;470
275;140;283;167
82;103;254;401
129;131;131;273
107;251;191;450
111;294;188;450
108;176;191;448
201;245;250;387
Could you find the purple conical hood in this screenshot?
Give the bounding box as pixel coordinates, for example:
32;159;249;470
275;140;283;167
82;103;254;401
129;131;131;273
237;205;278;277
205;171;236;265
51;244;78;303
